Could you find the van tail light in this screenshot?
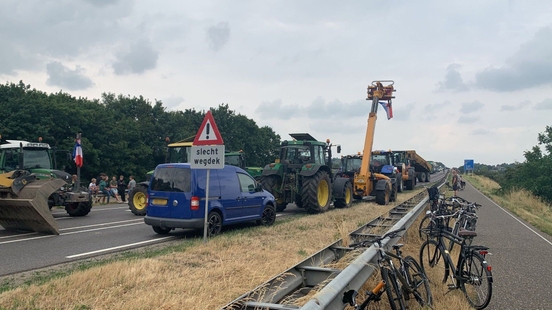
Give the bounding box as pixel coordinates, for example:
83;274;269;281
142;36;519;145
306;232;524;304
191;196;200;210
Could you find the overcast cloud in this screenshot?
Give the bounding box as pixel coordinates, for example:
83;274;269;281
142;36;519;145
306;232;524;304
1;0;551;167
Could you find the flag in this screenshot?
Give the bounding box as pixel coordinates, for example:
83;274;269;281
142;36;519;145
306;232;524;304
73;138;83;168
379;100;393;120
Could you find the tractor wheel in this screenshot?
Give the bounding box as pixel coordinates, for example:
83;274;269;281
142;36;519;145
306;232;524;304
375;182;391;205
405;179;414;190
260;176;287;212
419;172;427;182
426;172;431;182
397;176;403;193
128;185;148;216
390;179;398;202
301;170;331;213
65;201;92;216
334;181;353;208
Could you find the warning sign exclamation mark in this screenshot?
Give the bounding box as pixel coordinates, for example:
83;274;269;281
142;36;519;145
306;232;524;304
206;123;210;140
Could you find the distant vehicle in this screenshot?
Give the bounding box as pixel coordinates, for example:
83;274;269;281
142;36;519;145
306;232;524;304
144;163;276;236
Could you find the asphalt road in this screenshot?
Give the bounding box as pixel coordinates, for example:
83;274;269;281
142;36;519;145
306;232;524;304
458;181;552;310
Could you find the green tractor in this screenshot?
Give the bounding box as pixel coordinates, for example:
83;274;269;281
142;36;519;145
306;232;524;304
260;133;352;213
223;150;263;180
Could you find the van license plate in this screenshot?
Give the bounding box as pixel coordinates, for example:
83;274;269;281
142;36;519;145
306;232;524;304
152;198;168;206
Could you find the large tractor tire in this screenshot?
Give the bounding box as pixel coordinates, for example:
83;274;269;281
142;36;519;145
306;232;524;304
375;182;391;205
419;172;427;183
65;201;92;216
405;179;414;190
397;176;403;193
128;185;148;215
334;181;353;208
301;170;331;214
260;176;287;212
426;172;431;182
390;178;398;202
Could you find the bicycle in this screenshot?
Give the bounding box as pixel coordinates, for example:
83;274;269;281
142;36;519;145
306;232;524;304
419;217;493;309
344;227;432;310
419;188;480;241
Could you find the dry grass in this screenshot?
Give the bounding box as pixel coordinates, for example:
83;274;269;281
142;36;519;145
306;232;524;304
464;174;552;236
0;188;476;310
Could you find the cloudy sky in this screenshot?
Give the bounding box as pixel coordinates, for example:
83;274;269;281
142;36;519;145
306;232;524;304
2;0;552;167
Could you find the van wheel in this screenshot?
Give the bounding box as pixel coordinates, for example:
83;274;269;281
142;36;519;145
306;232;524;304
152;226;171;235
208;211;223;236
257;205;276;226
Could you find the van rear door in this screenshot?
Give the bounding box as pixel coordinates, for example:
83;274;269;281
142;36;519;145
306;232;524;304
148;166;192;218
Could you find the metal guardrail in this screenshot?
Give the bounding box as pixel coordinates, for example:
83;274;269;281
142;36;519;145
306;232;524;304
223;176;447;310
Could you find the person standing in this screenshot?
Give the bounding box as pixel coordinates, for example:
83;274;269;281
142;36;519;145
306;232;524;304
451;169;459;196
128;175;136;193
117;175;127;203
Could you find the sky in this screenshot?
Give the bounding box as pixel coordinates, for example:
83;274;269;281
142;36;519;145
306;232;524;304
1;0;552;168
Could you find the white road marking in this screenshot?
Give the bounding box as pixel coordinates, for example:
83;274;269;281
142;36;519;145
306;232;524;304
66;236;174;259
0;221;144;245
60;219;143;231
472;183;552;247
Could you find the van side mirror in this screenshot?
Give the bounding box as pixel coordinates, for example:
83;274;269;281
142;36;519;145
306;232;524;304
255;182;263;192
248;184;255;192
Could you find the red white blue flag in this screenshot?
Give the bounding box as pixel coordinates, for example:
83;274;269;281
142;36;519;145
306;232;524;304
73;138;83;168
379;101;393;120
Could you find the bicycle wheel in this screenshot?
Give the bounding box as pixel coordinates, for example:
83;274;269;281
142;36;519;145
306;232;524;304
419;239;450;284
418;214;432;239
381;267;406;310
402;256;432;307
459;252;492;309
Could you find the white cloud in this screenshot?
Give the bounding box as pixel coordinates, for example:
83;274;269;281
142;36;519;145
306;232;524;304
46;61;94;90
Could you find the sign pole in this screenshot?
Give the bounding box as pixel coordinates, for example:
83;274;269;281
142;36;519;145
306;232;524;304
203;169;210;243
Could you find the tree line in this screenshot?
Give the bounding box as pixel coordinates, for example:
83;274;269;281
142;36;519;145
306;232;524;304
0;81;281;182
467;126;552;204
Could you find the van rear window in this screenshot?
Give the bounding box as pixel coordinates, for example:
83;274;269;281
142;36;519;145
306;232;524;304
151;167;191;192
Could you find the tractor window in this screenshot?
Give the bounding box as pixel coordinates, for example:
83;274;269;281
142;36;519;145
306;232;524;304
283;147;309;164
371;154;388;167
168;147;191;163
313;146;324;164
225;155;241;166
22;149;52;169
3;150;17;171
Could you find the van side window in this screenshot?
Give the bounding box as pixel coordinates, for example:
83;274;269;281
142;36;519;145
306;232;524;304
151;167;173;192
173;168;191;192
237;173;256;192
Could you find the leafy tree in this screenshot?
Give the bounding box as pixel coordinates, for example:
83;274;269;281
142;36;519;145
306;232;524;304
0;81;281;184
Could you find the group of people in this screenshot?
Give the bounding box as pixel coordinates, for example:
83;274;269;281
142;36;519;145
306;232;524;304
88;174;136;205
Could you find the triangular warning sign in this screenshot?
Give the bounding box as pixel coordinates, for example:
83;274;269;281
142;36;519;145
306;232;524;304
193;110;224;145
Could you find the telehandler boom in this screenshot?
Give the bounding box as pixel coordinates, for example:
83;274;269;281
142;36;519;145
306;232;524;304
352;81;397;205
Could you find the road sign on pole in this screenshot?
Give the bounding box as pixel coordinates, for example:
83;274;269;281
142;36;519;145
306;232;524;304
193;110;224;146
190;110;225;243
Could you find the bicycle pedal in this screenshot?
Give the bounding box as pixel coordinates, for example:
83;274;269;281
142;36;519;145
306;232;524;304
447;284;456;290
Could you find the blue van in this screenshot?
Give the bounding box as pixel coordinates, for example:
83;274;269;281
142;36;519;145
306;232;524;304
144;163;276;236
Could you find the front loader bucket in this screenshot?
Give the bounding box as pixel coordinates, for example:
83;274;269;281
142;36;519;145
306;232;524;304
0;178;66;235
